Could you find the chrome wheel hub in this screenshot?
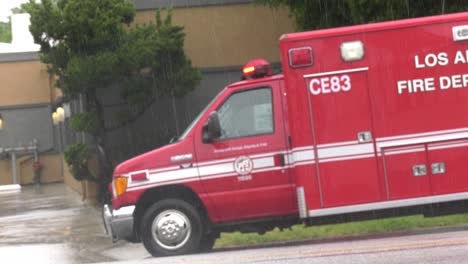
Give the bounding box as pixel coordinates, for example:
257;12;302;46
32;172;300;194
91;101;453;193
152;210;191;250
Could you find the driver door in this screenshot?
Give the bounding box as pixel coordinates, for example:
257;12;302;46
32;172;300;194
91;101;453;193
194;81;295;222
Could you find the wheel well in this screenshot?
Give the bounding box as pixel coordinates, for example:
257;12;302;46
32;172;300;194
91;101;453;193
133;184;211;238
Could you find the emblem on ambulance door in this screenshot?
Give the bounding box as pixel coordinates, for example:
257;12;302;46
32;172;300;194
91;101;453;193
234;156;253;175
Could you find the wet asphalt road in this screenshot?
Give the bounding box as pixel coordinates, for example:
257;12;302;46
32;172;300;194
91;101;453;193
1;184;468;264
100;229;468;264
0;184;117;263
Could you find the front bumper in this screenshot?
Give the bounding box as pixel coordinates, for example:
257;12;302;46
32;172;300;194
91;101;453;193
103;204;135;241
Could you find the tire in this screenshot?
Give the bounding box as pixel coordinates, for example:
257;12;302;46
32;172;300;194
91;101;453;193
140;199;203;257
199;232;219;252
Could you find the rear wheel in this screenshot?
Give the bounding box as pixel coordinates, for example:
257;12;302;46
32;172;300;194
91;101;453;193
140;199;203;257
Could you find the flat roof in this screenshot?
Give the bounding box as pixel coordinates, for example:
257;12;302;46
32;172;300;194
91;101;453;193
133;0;253;10
0;51;38;63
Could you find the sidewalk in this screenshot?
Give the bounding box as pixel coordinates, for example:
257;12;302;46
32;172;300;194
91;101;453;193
0;183;138;263
0;184;21;192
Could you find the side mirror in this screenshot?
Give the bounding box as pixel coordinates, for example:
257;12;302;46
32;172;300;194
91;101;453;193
202;111;221;143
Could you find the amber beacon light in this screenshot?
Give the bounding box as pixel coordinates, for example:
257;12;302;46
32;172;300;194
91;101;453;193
242;59;272;80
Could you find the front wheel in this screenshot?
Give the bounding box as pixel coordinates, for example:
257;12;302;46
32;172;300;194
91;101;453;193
140;199;203;257
199;231;219;252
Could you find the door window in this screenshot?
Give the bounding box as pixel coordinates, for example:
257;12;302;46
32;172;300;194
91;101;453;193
217;87;273;140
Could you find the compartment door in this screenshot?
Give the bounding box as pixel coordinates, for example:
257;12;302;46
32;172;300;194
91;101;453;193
305;68;380;207
383;145;432;200
428;140;468;195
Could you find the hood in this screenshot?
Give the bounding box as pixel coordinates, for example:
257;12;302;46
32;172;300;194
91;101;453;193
113;138;193;177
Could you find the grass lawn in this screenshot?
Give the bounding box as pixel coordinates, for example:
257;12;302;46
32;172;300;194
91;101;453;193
215;213;468;248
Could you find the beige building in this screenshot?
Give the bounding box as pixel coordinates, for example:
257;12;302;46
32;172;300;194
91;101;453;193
0;53;65;186
134;1;293;68
0;0;294;195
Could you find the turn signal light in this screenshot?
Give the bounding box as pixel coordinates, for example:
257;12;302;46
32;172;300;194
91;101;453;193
114;176;128;197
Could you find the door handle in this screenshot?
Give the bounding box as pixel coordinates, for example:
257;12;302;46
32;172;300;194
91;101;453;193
171;154;193;163
357;131;372;143
413;164;427;176
179;163;193;169
431;162;446;174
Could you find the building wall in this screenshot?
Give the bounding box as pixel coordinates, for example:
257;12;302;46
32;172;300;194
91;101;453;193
0;53;56;152
0;105;55;152
0;153;63;185
18;153;64;184
133;0;253;9
104;66;246;161
0;52;63;186
0;1;295;190
102;2;295;161
0;55;51;106
0;160;13;185
102;2;294;162
134;3;294;68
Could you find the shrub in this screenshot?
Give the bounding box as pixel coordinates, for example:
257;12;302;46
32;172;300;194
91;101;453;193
64;143;94;181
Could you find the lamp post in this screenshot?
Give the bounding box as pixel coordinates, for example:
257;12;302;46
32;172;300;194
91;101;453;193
52;106;66;151
57;106;65;122
52;111;59;125
52;105;67;181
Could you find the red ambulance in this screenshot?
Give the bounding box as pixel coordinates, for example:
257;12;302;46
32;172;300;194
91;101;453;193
103;12;468;256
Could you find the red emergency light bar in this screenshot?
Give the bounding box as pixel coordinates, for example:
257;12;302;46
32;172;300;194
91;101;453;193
242;59;272;80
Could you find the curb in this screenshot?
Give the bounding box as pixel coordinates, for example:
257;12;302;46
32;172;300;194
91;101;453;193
0;184;21;193
214;224;468;252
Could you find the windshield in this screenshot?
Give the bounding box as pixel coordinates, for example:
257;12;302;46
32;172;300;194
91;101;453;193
177;88;226;141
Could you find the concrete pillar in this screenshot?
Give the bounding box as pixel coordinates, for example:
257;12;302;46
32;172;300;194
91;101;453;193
11;152;17;184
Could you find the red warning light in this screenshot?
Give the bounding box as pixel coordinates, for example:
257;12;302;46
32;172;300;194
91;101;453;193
289;47;313;68
242;59;272;80
243;66;256;74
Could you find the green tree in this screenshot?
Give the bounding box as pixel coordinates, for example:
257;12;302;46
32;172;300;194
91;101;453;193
23;0;201;200
11;7;26;14
258;0;468;30
0;21;12;43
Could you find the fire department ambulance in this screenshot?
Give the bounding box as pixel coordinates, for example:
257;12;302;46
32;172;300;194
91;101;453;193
104;12;468;256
